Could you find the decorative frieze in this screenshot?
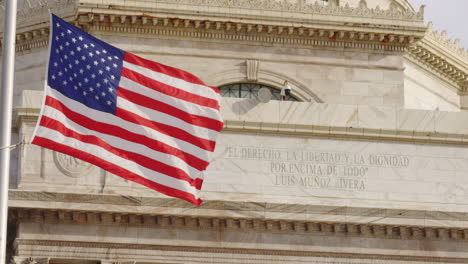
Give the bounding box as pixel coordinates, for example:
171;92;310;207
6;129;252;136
8;207;468;241
12;13;416;53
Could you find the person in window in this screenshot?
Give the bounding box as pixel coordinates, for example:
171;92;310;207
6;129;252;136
280;80;291;101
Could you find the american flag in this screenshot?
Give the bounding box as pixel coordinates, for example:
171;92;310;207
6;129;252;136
32;14;224;206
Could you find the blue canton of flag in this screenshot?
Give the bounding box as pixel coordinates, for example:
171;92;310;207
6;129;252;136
48;15;124;114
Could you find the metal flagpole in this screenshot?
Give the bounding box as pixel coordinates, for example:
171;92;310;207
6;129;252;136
0;0;18;263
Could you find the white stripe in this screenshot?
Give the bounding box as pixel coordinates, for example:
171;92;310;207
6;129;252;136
35;126;201;197
42;104;203;180
119;76;222;121
117;97;219;141
47;87;210;162
123;61;219;101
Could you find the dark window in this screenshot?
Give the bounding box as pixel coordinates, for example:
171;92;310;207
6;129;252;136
219;83;299;101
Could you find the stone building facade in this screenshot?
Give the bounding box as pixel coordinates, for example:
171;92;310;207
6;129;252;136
2;0;468;263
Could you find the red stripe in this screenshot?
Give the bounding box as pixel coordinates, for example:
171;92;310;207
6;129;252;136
116;107;216;152
32;136;202;206
38;115;203;189
45;96;209;171
118;88;223;132
121;67;220;110
124;52;220;95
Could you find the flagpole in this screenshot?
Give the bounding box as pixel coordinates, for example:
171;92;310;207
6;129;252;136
0;0;17;263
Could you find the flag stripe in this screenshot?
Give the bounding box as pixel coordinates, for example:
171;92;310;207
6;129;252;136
32;136;202;205
121;67;220;110
116;107;216;152
117;90;222;139
41;104;204;181
46;89;210;167
119;76;222;121
34;126;201;194
118;87;223;132
124;52;221;96
38;115;204;189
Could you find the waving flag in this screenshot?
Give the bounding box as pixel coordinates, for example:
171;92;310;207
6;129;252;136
32;14;224;206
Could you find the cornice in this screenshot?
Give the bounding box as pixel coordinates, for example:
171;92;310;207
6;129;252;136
425;23;468;63
406;25;468;92
8;190;468;242
83;16;411;52
1;0;427;55
8;206;468;243
9;189;468;264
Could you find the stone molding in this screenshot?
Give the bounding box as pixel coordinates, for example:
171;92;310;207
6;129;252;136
102;261;135;264
12;240;468;264
8;207;468;242
405;51;461;90
10;15;418;54
8;190;468;241
407;32;468;92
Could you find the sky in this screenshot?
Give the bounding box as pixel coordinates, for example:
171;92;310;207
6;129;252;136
409;0;468;49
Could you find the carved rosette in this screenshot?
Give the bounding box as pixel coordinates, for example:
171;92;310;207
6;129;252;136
53;151;93;178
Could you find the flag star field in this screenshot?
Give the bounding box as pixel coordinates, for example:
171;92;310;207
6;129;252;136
48;17;124;114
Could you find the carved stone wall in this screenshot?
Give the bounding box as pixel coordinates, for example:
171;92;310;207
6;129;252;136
4;0;468;264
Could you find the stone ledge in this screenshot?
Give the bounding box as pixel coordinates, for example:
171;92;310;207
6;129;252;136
15;92;468;144
8;190;468;233
12;240;468;264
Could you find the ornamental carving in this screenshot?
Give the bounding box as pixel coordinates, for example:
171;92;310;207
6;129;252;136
426;22;468;61
3;0;424;24
246;60;259;81
151;0;424;20
53;151;93;178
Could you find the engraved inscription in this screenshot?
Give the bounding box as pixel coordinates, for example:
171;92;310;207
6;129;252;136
225;146;410;191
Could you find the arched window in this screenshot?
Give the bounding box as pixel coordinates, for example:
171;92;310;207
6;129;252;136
219;83;299;101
